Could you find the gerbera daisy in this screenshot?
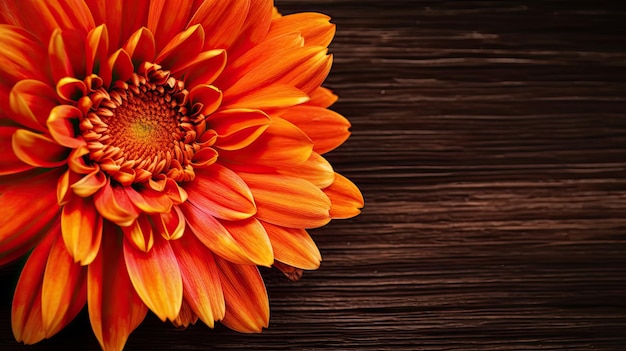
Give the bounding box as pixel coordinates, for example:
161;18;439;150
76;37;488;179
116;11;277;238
0;1;363;350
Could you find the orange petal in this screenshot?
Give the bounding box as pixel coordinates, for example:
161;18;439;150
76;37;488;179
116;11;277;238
219;218;274;267
305;86;338;108
153;206;186;241
121;214;154;253
219;117;313;170
85;24;109;76
227;0;274;60
218;32;305;95
268;12;336;47
276;49;332;95
189;84;222;116
262;221;321;270
180;205;262;265
188;0;250;50
0;0;94;42
88;223;148;351
207;109;271;151
216;256;269;333
123;234;182;321
184;164;256;221
9;79;58;132
41;235;87;336
11;232;56;344
222;84;309;111
71;167;107;197
278;105;351;154
93;179;140;226
238;172;331;229
85;0;150;50
124;186;173;214
324;173;364;219
47;105;87;148
155;24;204;72
123;26;155;67
172;49;226;88
278;152;335;188
48;29;75;82
147;0;195;52
171;299;198;328
0;169;61;260
61;195;103;265
56;77;87;103
0;127;33;175
0;25;47;93
170;232;225;327
12;129;69;168
100;48;133;87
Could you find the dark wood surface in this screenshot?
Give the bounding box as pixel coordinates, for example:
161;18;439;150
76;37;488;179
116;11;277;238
2;1;626;350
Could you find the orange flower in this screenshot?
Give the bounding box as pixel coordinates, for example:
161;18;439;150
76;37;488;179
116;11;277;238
0;1;363;350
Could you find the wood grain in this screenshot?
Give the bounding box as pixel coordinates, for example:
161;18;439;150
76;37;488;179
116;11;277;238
1;1;625;350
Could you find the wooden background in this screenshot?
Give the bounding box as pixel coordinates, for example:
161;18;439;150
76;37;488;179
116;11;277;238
1;0;625;350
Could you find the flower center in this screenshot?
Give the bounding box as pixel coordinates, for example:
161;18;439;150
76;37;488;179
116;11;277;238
81;64;204;186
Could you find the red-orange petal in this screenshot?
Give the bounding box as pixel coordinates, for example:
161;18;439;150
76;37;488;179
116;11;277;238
48;29;75;82
184;164;256;221
8;79;57;133
121;214;154;253
100;48;133;87
217;32;305;95
216;257;269;333
47;105;87;148
155;24;204;72
123;26;155;67
323;172;364;219
262;221;321;270
71;167;107;197
124;186;173;214
278;152;335;188
93;179;140;226
147;0;195;52
12;129;69;168
188;0;250;50
85;0;150;50
171;232;225;327
268;12;336;47
227;0;274;60
238;172;331;229
41;235;87;336
180;205;262;266
219;218;274;267
88;224;147;351
172;49;226;88
305;86;338;108
171;299;198;328
0;127;33;175
276;49;332;95
153;206;185;241
56;77;87;103
0;0;94;43
0;25;47;94
11;232;55;344
189;84;222;116
278;105;351;154
222;84;309;111
219;117;313;171
85;24;109;76
207;109;271;151
123;234;182;321
61;195;103;265
0;169;61;260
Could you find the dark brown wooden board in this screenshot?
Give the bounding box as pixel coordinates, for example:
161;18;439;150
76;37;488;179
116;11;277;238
1;1;625;350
